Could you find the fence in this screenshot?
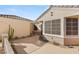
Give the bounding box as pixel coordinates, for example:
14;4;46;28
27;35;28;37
2;33;14;54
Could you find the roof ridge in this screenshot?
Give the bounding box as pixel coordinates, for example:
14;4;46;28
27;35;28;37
51;5;79;8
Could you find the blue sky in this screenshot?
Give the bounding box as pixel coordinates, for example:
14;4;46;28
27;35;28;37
0;5;49;20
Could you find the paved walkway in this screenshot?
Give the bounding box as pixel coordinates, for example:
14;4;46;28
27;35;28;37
31;43;79;54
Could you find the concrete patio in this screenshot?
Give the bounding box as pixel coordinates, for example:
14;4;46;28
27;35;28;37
11;35;47;54
31;43;79;54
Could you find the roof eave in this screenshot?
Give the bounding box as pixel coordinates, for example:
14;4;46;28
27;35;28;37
36;5;52;22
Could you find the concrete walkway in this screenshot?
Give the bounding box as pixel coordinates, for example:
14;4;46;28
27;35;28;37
31;43;79;54
12;43;39;53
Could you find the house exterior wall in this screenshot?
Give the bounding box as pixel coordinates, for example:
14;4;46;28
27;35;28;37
0;17;32;40
37;6;79;46
42;18;64;45
44;35;64;45
64;38;79;46
37;8;79;22
37;7;79;37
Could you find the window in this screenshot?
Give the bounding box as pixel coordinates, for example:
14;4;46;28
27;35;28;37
52;19;61;35
45;21;52;34
66;18;78;35
44;19;61;35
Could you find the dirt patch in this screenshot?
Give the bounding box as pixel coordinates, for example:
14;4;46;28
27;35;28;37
11;35;47;47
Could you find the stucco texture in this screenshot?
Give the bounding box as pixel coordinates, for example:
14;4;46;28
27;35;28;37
0;17;33;40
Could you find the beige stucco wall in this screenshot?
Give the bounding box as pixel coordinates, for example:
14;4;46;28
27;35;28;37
0;17;32;40
37;7;79;22
52;36;64;45
44;35;64;45
36;7;79;45
44;35;53;42
37;7;79;37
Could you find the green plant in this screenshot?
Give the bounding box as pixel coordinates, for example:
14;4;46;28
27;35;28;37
8;25;14;40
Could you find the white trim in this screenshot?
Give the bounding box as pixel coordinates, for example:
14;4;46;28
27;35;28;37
64;36;79;38
43;18;64;38
61;18;64;37
43;21;45;34
43;33;64;38
64;17;79;38
43;33;79;38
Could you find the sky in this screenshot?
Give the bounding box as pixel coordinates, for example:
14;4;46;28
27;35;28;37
0;5;49;21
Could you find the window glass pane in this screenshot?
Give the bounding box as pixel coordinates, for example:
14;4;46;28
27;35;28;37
44;21;52;34
66;23;72;26
44;19;60;35
66;18;78;35
66;18;71;22
52;19;60;35
72;23;78;26
66;30;72;35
